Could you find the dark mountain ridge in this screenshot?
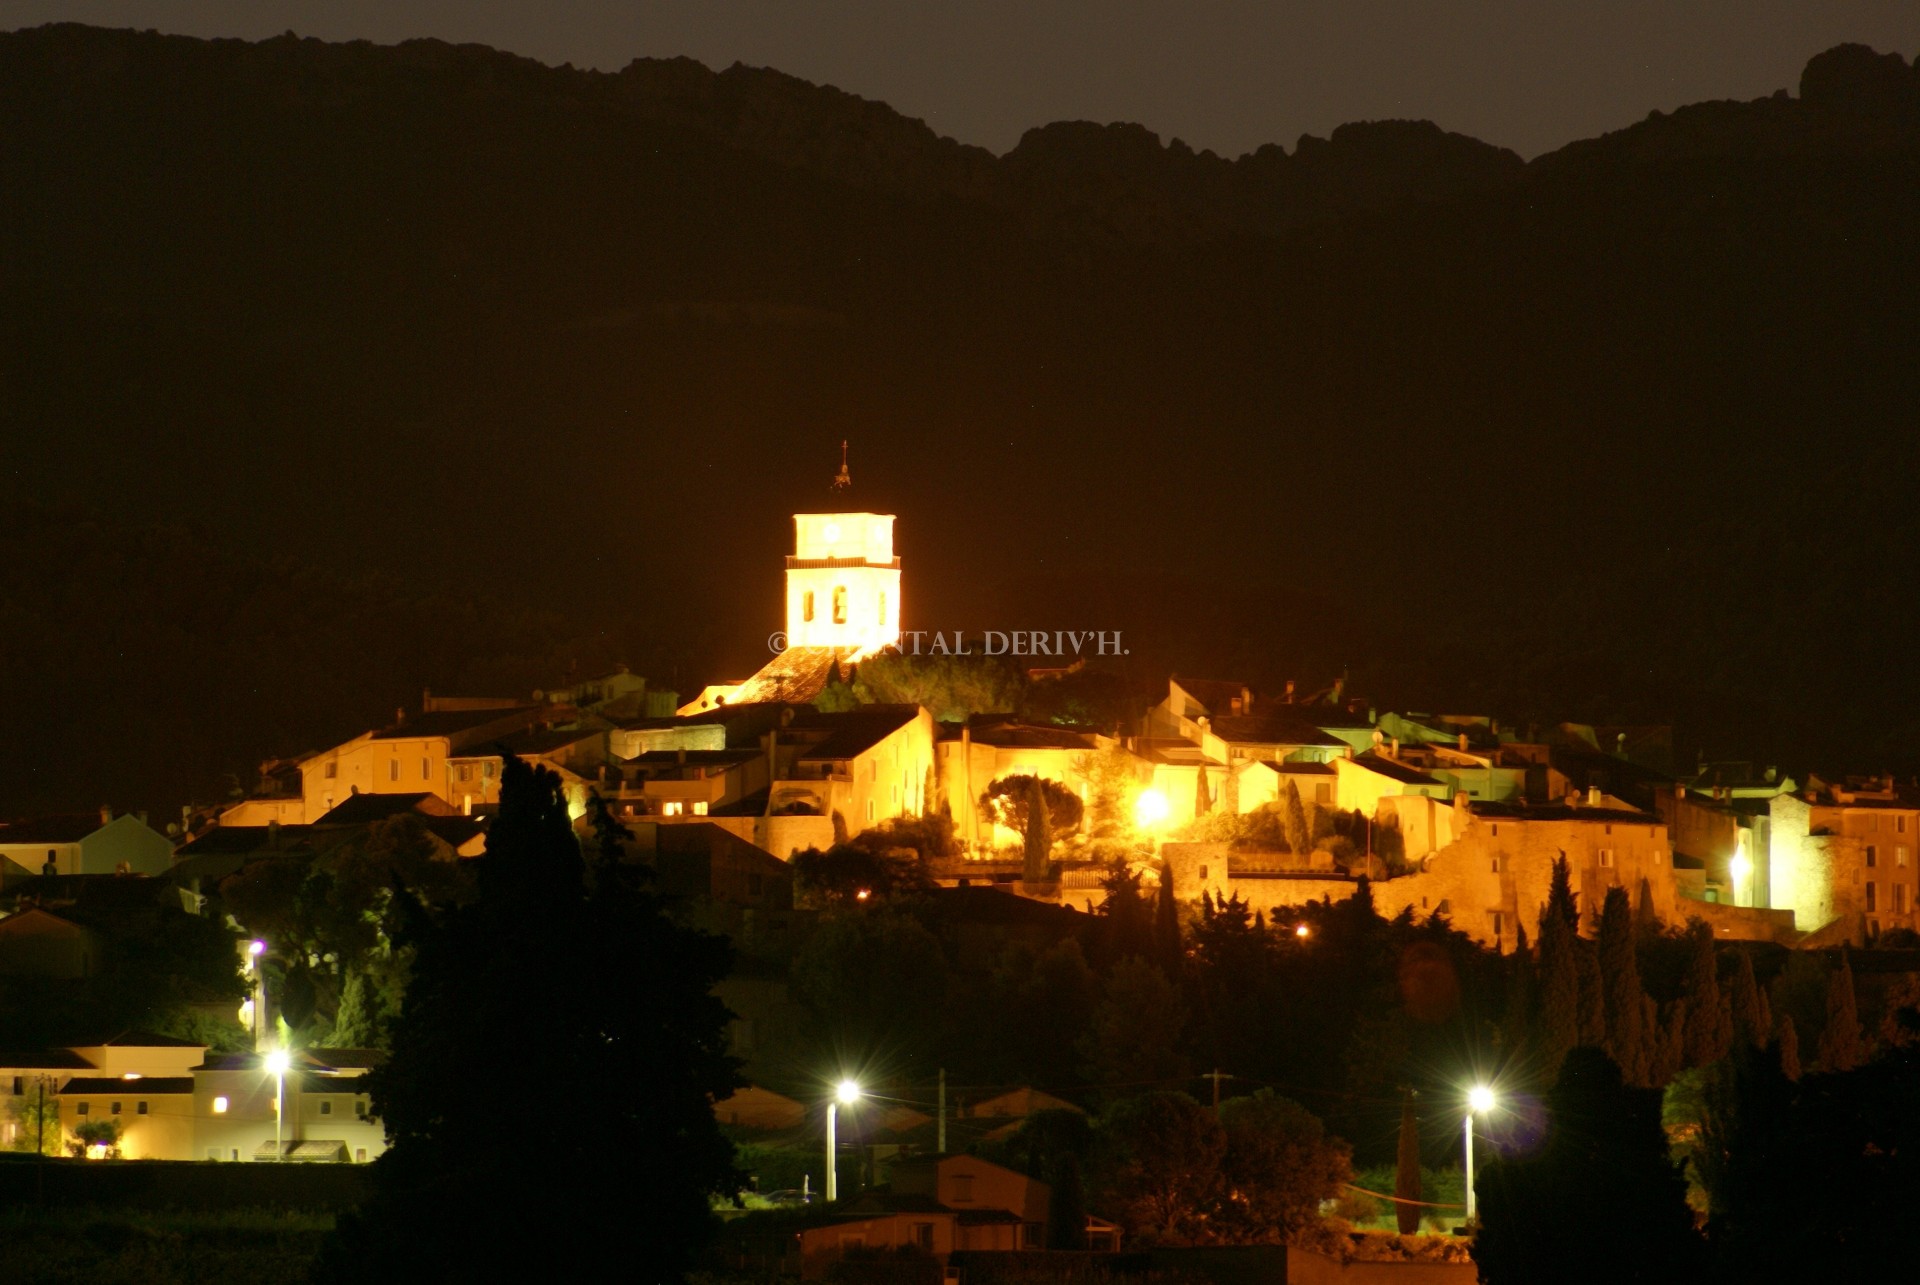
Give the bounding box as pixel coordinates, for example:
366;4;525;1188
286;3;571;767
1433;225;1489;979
1;24;1917;816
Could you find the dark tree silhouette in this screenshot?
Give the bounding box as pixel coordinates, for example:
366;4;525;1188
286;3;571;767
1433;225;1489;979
314;758;742;1281
1474;1048;1704;1285
1394;1090;1422;1235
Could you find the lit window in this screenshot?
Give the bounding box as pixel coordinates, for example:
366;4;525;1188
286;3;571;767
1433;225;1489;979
212;1096;228;1114
832;585;847;625
803;590;815;623
1899;847;1910;868
692;801;708;816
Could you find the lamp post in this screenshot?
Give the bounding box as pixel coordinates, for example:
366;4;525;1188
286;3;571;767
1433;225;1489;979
825;1079;861;1202
246;940;268;1050
265;1049;291;1163
1463;1085;1495;1223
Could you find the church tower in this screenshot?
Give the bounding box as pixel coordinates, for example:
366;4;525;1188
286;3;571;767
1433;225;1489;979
785;512;900;653
784;443;899;653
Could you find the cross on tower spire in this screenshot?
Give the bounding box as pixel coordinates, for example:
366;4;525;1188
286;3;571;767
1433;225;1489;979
831;440;852;491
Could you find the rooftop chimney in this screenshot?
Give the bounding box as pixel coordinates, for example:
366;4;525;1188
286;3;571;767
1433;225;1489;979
98;804;112;826
1458;732;1469;752
1587;785;1603;807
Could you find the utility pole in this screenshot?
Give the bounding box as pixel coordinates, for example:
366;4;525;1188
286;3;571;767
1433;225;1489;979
937;1069;947;1153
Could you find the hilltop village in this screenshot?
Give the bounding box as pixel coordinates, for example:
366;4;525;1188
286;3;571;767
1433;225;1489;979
2;498;1914;1273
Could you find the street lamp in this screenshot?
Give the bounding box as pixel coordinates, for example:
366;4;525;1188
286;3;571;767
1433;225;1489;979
264;1049;291;1163
1464;1085;1495;1223
1133;788;1169;832
1729;840;1752;909
825;1079;861;1202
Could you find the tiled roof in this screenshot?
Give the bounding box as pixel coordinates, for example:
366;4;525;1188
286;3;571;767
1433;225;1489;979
0;816;102;844
729;647;852;706
795;706;920;761
0;1048;95;1070
61;1076;195;1094
79;1030;207;1049
174;826;314;856
370;707;539;740
1243;760;1336;776
1207;714;1344;748
314;793;448;826
939;718;1097;750
1350;753;1443;786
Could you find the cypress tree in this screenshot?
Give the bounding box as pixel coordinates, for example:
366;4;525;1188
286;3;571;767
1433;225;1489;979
1597;886;1650;1083
1537;902;1580;1073
1394;1091;1423;1235
1282;780;1310;857
1194;766;1212;818
1725;949;1771;1051
1545;854;1579;934
1154;862;1183;975
1048;1154;1088;1250
1576;944;1607;1047
1773;1011;1802;1081
1023;773;1053;883
1680;923;1731;1067
1633;875;1660;939
316;759;741;1281
1501;920;1536;1053
1658;999;1689;1083
1815;949;1864;1072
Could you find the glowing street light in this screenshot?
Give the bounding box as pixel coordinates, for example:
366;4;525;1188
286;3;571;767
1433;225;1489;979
825;1079;861;1202
1729;837;1752;908
1134;788;1169;831
264;1048;291;1163
1294;923;1312;940
1464;1085;1496;1223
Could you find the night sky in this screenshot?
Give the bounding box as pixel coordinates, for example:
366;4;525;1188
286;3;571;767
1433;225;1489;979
8;0;1919;158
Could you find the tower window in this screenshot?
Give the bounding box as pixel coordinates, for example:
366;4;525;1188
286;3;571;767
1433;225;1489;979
832;585;847;625
803;590;815;623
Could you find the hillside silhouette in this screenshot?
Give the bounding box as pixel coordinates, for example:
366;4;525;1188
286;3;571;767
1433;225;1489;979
1;25;1917;815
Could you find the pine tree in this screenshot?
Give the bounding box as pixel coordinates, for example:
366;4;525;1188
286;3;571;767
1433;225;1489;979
1023;773;1053;883
1194;766;1212;818
1154;861;1183;976
1679;923;1731;1067
1597;886;1651;1083
1394;1091;1423;1235
1725;949;1771;1052
1815;949;1864;1072
1282;780;1310;857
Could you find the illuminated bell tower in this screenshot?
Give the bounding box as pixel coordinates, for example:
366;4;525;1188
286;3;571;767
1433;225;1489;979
785;444;900;653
